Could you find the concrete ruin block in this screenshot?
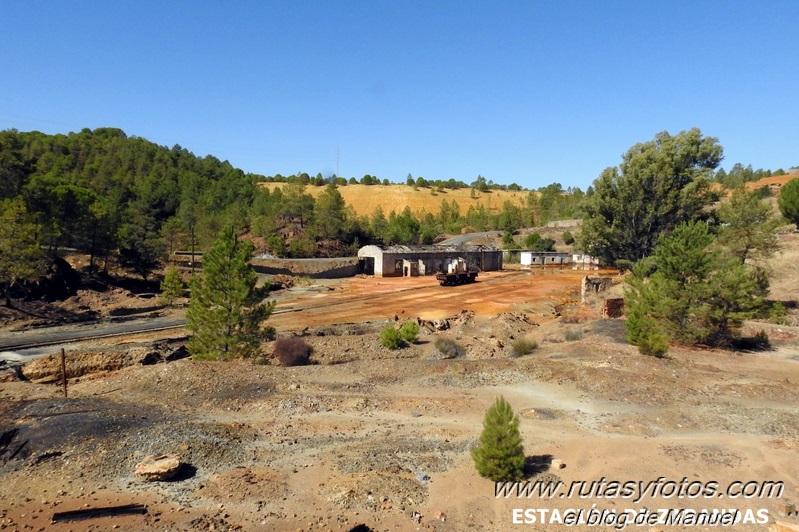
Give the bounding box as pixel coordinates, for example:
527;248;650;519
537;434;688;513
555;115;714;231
581;276;613;302
602;298;625;318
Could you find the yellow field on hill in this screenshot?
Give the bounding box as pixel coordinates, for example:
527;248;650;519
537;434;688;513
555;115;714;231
260;183;530;218
745;172;799;190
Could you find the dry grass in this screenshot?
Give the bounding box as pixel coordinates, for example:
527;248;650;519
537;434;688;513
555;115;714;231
767;232;799;303
261;183;531;217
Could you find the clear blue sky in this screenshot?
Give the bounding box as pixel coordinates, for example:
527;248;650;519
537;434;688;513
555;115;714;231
2;1;797;190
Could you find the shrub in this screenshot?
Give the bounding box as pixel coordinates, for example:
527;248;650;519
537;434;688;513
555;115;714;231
266;235;286;257
562;230;575;245
768;301;788;325
754;330;771;349
510;338;538;358
274;337;312;366
472;396;526;482
434;337;465;359
263;326;276;342
399;320;419;343
160;266;183;306
564;329;583;342
380;326;402;349
523;232;555;251
637;332;669;358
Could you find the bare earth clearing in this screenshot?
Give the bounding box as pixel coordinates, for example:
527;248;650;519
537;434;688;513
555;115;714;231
260;183;531;218
2;241;799;530
262;173;799;219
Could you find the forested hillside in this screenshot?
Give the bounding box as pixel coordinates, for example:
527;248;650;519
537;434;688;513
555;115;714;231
0;128;588;282
0;127;792;290
1;128;260;280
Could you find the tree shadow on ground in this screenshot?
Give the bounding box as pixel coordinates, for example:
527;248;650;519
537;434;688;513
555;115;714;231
524;454;554;477
167;463;197;482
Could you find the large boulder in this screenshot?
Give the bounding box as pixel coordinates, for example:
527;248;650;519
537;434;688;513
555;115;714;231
135;454;182;481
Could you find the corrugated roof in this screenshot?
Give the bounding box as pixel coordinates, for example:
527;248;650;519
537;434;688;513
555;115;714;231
377;244;500;254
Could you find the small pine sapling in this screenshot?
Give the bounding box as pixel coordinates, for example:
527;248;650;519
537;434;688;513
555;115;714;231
472;396;526;482
399;320;419;343
380;326;402;349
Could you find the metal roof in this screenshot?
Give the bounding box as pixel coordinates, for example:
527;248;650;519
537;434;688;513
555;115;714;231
374;244;500;254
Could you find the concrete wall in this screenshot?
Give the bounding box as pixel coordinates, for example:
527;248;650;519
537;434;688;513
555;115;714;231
581;276;613;302
520;252;570;267
249;258;360;279
357;245;392;277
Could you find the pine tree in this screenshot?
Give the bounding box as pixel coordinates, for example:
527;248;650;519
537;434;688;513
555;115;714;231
778;178;799;229
580;129;721;267
0;198;43;306
716;186;780;264
625;221;764;349
159;266;184;306
187;226;275;360
399;320;419;343
472;396;526;482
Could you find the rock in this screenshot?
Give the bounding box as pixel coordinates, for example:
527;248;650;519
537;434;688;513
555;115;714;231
414;472;430;483
22;351;137;382
0;365;21;382
550;459;565;470
165;345;190;362
135;454;183;481
433;319;450;331
140;352;162;365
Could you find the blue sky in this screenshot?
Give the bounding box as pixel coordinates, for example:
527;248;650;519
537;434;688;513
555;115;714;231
1;1;797;190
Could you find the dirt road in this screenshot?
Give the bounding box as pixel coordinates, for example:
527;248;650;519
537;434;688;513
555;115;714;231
269;268;602;329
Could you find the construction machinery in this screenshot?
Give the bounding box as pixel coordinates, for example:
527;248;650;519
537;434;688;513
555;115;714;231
436;258;478;286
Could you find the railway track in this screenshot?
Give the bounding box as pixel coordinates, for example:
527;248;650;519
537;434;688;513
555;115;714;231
0;270;536;352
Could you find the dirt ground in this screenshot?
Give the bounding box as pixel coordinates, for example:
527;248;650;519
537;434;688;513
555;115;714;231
2;261;799;531
266;268;602;330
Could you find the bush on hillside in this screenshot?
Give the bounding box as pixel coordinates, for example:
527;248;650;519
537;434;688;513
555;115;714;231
274;337;312;366
399;320;420;343
380;326;402;350
510;338;538;358
434;337;465;359
160;266;183;306
636;332;669;358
